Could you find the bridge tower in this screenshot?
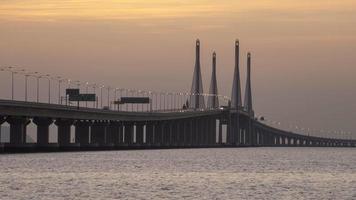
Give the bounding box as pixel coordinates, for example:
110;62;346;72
244;52;255;145
207;52;219;109
244;52;253;115
228;40;242;145
231;40;242;109
189;39;205;110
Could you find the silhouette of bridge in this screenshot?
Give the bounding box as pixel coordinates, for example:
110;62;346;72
0;39;355;153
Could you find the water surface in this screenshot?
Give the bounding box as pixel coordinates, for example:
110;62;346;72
0;148;355;199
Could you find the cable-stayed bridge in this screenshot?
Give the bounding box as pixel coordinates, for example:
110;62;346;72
0;39;355;153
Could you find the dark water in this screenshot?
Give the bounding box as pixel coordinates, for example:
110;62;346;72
0;148;355;200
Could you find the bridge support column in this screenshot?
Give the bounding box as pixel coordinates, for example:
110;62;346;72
275;136;280;146
7;117;30;145
154;122;163;146
185;119;193;147
164;121;171;146
55;119;73;147
135;123;144;145
209;117;216;145
218;119;223;144
33;117;53;146
145;122;154;146
124;123;134;145
75;121;91;146
91;121;109;146
171;121;178;147
107;121;121;147
0;116;5;143
177;120;184;147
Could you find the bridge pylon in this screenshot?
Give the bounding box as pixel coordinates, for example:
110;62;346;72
207;51;219;109
244;52;256;145
228;40;243;145
189;39;205;110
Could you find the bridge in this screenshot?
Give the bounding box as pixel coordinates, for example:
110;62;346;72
1;39;355;153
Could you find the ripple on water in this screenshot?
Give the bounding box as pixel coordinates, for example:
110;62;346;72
0;148;355;199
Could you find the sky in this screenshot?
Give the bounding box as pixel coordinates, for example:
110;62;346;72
0;0;356;137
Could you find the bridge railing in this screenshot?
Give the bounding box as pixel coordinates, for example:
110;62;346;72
0;66;231;113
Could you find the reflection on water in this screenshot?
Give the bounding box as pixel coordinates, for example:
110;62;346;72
0;148;355;199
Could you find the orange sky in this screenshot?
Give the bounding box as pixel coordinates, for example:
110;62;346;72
0;0;356;135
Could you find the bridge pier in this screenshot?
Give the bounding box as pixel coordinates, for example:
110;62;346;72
0;116;6;143
33;117;53;146
209;117;217;145
186;119;193;147
7;117;30;145
177;120;184;146
164;121;172;146
55;119;74;147
75;120;91;146
171;121;178;147
276;135;280;146
107;121;121;147
218;119;223;144
145;122;154;146
154;122;163;146
135;123;144;146
92;121;109;146
124;122;134;146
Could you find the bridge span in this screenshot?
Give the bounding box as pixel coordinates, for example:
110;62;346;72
0;99;355;153
1;39;355;153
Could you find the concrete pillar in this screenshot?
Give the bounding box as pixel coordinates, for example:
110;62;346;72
227;114;233;145
218;119;223;144
191;119;197;146
33;117;53;146
163;122;171;146
124;122;134;145
107;121;121;146
154;122;163;146
180;120;186;146
7;117;30;145
241;129;246;145
209;117;216;145
91;121;108;145
145;122;154;145
176;121;183;146
185;119;193;146
200;118;205;146
55;119;73;146
275;136;280;145
244;119;251;146
170;121;177;146
135;123;144;145
0;116;5;143
75;120;91;145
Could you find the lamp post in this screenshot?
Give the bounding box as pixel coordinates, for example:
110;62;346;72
56;76;62;104
23;71;36;102
107;86;111;109
92;84;97;108
100;85;105;108
36;74;41;103
85;82;89;108
43;74;51;104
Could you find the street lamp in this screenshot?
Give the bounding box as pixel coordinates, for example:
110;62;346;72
43;74;51;104
92;84;98;108
100;85;105;108
107;86;111;109
85;82;89;108
56;76;63;104
35;74;41;103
